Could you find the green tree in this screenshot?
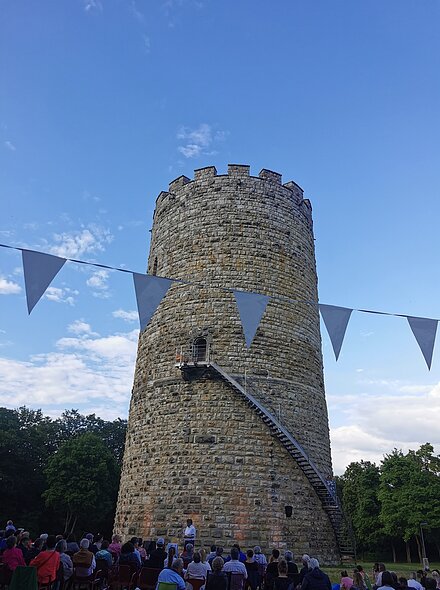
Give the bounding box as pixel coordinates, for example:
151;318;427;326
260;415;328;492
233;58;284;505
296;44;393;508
379;444;440;562
340;460;383;556
44;432;120;535
0;407;54;531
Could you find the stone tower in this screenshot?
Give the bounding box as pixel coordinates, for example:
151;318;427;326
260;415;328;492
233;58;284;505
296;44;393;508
115;165;351;564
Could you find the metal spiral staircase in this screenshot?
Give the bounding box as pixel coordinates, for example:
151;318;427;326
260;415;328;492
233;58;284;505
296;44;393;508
176;356;356;561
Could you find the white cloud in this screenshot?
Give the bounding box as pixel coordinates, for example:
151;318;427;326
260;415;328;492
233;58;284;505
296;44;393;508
48;225;113;258
86;269;110;290
0;326;138;416
177;123;227;159
329;381;440;474
131;0;145;22
143;34;151;53
67;320;99;336
112;309;138;322
84;0;102;12
44;286;78;306
4;140;16;151
0;276;21;295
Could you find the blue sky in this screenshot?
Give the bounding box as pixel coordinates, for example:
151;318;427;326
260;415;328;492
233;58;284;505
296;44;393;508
1;0;440;473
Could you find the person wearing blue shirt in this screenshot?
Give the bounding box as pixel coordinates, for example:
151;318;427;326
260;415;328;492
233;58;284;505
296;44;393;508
156;558;186;590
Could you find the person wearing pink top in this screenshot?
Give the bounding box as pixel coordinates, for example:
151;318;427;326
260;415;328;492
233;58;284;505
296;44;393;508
108;534;122;556
341;571;354;590
2;535;26;571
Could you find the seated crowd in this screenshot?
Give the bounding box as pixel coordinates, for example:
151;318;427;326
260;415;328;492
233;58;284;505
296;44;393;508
1;521;439;590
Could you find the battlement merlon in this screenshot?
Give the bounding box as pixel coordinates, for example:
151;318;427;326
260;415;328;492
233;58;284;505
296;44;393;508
161;165;306;203
259;169;282;184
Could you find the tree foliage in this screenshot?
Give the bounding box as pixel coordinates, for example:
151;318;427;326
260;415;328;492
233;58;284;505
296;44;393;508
340;460;382;552
0;406;126;535
44;433;120;534
378;444;440;555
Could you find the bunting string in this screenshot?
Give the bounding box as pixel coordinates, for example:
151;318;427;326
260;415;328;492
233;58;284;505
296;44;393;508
0;242;437;368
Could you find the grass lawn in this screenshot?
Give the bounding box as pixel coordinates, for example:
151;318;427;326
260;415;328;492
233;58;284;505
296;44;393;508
322;562;440;584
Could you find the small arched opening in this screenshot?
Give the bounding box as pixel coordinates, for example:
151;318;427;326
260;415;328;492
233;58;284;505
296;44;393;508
193;337;208;362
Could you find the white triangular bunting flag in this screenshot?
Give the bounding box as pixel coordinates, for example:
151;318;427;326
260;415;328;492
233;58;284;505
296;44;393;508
407;316;438;370
319;304;352;361
22;250;66;314
233;290;270;348
133;273;172;331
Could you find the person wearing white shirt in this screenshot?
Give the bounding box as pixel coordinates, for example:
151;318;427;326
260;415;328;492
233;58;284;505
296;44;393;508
186;553;211;580
408;574;424;590
184;519;196;543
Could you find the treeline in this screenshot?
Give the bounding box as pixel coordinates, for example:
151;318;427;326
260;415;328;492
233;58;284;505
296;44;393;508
336;443;440;563
0;406;127;538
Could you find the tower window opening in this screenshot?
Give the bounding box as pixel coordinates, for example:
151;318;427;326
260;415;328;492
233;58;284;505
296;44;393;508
193;337;208;362
152;257;158;276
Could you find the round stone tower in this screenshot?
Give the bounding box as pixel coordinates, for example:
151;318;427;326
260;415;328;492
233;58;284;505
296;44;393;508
115;164;348;563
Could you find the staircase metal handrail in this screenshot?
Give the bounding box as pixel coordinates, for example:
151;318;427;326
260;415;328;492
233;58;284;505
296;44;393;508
209;362;337;501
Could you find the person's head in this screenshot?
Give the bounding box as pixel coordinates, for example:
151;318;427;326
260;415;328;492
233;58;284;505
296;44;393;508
33;538;44;550
121;542;134;554
85;533;93;542
172;558;184;574
212;557;224;572
80;539;90;550
6;520;13;526
399;577;408;587
302;554;311;567
285;551;293;562
193;552;201;564
21;537;31;548
353;572;364;587
67;533;76;542
6;535;17;549
185;543;194;556
216;546;224;556
391;573;398;586
168;546;176;557
341;571;348;578
431;571;440;580
130;537;139;548
112;534;121;544
56;540;67;554
40;533;48;542
424;580;436;590
247;550;254;559
187;519;193;527
254;546;262;555
310;559;320;570
357;566;364;574
230;547;239;561
379;564;386;573
272;549;280;560
381;572;394;587
233;544;241;552
200;548;207;562
278;560;288;575
157;537;165;548
101;540;110;550
410;573;418;581
211;545;217;553
46;535;57;550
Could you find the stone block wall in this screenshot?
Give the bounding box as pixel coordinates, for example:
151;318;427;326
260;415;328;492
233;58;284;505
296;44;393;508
114;165;338;563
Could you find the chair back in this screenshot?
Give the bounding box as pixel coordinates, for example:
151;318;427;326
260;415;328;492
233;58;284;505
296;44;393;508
118;565;135;585
230;573;245;590
187;578;206;590
157;583;178;590
138;567;162;590
96;558;110;576
287;574;300;587
8;565;38;590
